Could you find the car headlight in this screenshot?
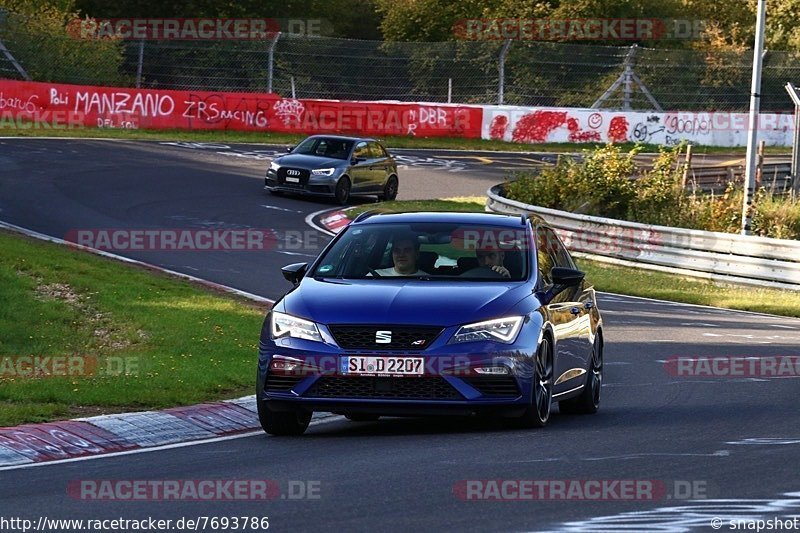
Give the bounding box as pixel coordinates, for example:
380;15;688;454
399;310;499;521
450;316;524;344
270;311;323;342
269;161;280;171
311;168;336;176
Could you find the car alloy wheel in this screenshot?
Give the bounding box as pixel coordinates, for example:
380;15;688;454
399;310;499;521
335;177;351;205
559;334;602;414
381;176;398;201
514;336;553;428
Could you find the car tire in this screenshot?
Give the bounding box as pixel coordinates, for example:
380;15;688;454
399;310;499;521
512;335;553;428
334;177;351;205
345;414;380;422
379;175;398;202
257;400;312;436
559;334;603;415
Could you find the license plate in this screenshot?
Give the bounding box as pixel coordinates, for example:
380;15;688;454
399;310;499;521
285;176;300;183
341;356;424;376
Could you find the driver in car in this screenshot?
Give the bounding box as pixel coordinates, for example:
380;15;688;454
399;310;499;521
460;247;511;278
373;235;427;276
476;249;511;278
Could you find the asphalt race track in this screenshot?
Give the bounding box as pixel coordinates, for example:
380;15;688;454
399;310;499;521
1;138;799;532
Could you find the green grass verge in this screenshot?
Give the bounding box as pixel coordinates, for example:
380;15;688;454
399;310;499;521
0;125;786;154
345;199;800;318
0;230;265;427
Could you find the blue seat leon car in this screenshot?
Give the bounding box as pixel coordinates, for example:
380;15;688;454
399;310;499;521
256;211;604;435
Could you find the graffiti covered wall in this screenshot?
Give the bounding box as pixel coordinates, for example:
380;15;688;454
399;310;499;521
1;80;794;147
481;106;795;147
0;80;483;138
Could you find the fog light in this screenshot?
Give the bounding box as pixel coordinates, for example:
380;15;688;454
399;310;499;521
473;366;510;375
270;357;302;373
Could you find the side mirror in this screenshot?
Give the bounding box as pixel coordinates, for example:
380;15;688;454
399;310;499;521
351;156;366;164
536;267;585;304
551;267;585;287
281;262;308;285
285;146;293;153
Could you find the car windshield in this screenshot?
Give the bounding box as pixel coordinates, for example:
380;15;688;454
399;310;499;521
291;137;354;160
311;222;529;281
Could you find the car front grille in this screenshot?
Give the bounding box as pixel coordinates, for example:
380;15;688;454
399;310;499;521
304;376;462;400
462;375;521;397
265;373;304;392
277;167;310;187
328;325;443;351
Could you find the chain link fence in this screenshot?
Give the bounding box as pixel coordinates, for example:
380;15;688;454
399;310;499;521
1;25;800;111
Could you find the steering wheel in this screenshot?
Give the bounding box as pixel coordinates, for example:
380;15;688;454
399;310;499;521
368;268;382;277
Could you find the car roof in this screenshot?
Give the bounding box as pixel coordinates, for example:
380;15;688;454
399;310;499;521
305;134;377;143
351;211;542;227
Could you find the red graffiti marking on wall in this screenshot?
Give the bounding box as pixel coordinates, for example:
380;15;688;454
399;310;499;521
511;110;567;143
566;117;601;142
489;115;509;140
607;116;630;143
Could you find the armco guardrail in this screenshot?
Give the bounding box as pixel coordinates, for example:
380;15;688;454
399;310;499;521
486;185;800;289
688;163;793;193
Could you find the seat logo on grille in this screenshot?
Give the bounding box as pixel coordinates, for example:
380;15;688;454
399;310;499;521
375;330;392;344
287;169;301;176
412;339;426;346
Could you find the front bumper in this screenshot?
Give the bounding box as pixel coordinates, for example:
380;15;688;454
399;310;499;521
264;181;335;197
257;342;536;416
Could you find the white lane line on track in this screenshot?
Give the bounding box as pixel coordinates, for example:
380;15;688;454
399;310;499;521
261;204;303;213
275;250;317;257
582;450;731;461
0;416;346;472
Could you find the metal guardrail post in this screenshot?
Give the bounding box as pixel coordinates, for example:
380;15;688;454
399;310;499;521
135;39;145;89
497;40;511;105
267;32;281;94
785;82;800;194
741;0;767;234
623;44;637;111
756;140;765;189
681;144;693;189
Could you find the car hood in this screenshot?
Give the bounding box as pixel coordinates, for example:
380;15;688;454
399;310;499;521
275;154;347;169
282;278;532;326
